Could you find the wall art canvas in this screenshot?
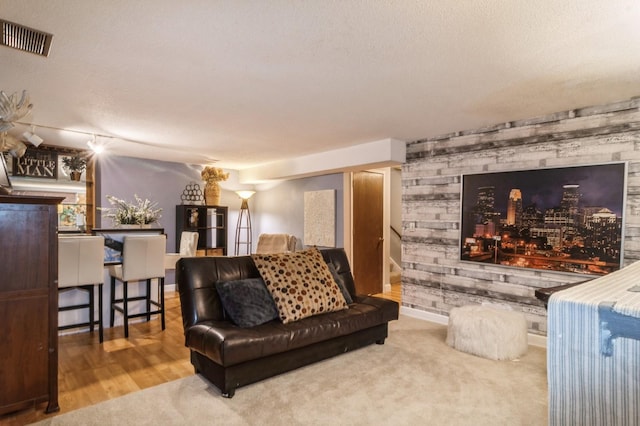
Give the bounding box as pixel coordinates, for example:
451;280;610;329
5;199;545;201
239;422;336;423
304;189;335;247
460;162;626;275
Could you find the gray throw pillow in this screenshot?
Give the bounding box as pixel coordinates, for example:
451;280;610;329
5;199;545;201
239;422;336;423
215;277;279;327
327;263;354;305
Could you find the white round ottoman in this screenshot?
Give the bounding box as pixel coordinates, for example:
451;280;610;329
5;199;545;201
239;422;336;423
446;305;528;360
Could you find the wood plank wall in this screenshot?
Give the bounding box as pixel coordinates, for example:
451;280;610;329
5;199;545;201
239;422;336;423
402;96;640;335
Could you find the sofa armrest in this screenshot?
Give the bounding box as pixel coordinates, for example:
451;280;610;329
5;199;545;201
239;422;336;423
354;295;399;322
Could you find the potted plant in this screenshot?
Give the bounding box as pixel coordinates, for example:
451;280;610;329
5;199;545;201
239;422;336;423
100;194;162;227
62;155;87;181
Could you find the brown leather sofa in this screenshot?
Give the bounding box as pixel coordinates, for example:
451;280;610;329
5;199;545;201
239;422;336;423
176;248;399;397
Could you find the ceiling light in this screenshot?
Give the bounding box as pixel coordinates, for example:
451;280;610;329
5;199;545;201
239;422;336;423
87;136;104;154
22;130;43;147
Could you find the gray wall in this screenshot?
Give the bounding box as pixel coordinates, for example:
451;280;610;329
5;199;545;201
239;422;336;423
96;155;207;251
402;96;640;335
95;155;244;287
253;173;344;249
95;156;344;254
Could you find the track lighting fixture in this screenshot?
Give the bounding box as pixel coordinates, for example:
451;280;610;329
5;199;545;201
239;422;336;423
22;126;43;146
87;135;104;154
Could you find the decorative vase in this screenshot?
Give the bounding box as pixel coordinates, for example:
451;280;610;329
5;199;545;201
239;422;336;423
204;181;221;206
70;171;82;181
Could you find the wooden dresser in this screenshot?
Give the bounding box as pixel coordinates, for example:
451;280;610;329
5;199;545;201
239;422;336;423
0;195;62;415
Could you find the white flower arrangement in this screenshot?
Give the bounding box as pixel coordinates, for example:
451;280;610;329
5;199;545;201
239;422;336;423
100;194;162;225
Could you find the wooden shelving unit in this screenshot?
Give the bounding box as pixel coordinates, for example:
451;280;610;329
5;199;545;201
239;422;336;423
176;205;228;256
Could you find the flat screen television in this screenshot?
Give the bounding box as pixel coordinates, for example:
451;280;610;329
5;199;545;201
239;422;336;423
0;153;12;194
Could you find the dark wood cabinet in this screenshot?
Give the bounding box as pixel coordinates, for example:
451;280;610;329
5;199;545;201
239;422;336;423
176;205;228;256
0;195;62;415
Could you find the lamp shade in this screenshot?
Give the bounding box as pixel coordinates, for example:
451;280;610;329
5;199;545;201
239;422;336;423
235;190;255;200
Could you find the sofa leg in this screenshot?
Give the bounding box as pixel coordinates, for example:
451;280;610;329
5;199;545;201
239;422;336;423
375;339;385;345
222;389;235;398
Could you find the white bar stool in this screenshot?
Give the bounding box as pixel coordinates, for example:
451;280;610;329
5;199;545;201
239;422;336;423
58;235;105;342
108;235;166;338
164;231;199;270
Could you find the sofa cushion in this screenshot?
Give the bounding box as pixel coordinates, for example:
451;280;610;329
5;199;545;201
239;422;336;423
215;278;279;327
251;247;348;324
327;263;353;305
320;249;357;298
185;301;389;366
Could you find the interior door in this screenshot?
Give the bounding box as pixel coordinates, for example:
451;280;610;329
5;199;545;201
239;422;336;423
352;171;384;295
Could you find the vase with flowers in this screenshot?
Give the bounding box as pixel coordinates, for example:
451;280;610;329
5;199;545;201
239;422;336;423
201;166;229;206
100;194;162;227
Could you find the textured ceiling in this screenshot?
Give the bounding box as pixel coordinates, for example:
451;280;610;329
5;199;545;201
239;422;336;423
1;1;639;170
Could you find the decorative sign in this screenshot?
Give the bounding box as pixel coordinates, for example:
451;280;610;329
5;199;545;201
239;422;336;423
12;147;58;179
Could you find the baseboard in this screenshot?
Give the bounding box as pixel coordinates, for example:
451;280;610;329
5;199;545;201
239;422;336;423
526;333;547;348
400;306;449;325
400;306;547;348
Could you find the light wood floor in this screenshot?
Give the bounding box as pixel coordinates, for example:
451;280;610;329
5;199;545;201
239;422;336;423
2;284;401;426
1;291;193;426
374;282;401;304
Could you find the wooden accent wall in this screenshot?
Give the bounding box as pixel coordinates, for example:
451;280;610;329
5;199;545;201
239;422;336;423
402;97;640;335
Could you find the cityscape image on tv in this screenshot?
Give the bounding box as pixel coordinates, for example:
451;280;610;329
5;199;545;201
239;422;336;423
460;163;626;275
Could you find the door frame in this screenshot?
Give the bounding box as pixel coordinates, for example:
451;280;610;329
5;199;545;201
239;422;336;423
343;167;391;293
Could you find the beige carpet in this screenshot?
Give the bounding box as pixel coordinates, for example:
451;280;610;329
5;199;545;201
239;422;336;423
33;315;548;426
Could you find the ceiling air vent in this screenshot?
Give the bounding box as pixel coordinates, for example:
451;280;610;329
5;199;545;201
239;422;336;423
1;19;53;57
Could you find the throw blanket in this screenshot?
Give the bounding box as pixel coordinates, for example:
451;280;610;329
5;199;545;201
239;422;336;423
255;234;297;254
547;261;640;426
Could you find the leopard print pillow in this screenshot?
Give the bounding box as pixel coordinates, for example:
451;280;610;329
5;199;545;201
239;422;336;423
251;247;348;324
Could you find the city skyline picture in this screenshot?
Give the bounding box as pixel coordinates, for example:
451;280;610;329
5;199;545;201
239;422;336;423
460;162;626;275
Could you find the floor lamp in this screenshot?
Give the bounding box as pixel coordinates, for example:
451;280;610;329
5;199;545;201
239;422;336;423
234;190;255;255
